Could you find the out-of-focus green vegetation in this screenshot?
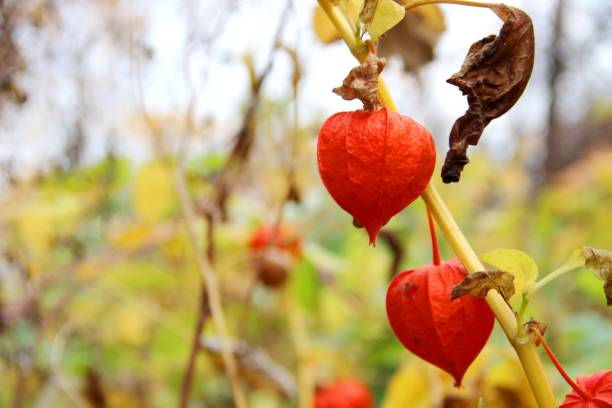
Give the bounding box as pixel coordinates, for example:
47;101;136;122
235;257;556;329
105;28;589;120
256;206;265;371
1;138;610;406
1;1;611;407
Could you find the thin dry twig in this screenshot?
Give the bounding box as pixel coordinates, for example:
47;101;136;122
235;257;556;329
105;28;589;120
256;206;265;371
215;2;292;219
179;289;210;408
174;167;247;408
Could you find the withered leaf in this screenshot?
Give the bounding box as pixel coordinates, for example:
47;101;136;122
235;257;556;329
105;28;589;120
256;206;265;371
333;52;386;111
442;5;535;183
583;246;612;306
360;0;378;26
524;320;548;345
201;337;297;399
451;270;515;301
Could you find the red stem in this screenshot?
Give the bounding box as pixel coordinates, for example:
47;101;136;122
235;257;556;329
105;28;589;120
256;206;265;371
537;333;591;400
426;207;441;266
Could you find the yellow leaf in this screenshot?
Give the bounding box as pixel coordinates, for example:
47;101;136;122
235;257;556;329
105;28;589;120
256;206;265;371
111;222;158;251
312;1;357;44
414;4;445;32
382;349;508;408
367;0;405;40
480;249;538;304
106;390;141;408
381;360;432;408
106;305;151;347
313;4;341;44
13;192;87;274
132;162;176;222
378;4;445;71
483;356;537;407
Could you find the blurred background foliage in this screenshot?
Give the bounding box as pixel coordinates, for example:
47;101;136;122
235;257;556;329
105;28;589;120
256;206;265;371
0;0;610;407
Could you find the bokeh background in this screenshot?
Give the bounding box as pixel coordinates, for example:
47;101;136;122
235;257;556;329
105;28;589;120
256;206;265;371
0;0;610;407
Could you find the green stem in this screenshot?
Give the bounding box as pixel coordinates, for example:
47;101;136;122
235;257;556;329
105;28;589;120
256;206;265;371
529;264;581;297
403;0;493;11
316;2;557;406
516;296;530;327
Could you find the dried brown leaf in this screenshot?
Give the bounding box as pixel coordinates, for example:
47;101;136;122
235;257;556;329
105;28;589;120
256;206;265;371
451;270;515;301
442;5;535;183
202;337;297;399
333;53;386;111
524;320;548;345
583;246;612;306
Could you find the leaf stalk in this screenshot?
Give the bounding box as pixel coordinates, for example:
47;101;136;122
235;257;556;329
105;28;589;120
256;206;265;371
529;264;582;297
426;207;441;266
536;332;591;401
403;0;493;11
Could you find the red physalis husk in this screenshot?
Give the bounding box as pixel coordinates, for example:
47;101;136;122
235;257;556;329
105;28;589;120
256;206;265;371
314;379;374;408
560;370;612;408
386;258;494;386
317;107;436;245
248;225;302;258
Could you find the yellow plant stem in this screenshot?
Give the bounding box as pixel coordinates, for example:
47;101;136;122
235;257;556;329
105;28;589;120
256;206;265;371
422;184;555;408
420;184;518;337
316;1;557;406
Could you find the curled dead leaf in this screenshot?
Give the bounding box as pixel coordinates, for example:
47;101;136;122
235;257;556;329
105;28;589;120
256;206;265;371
524;320;548;346
333;52;386;111
442;5;535;183
451;270;515;301
583;246;612;306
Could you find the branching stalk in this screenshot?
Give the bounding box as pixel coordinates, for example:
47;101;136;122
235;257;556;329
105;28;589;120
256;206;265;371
516;296;530;327
316;1;556;406
403;0;493;11
174;168;247;408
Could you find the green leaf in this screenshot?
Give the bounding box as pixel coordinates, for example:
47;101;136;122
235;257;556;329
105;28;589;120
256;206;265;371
366;0;405;40
480;249;538;303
